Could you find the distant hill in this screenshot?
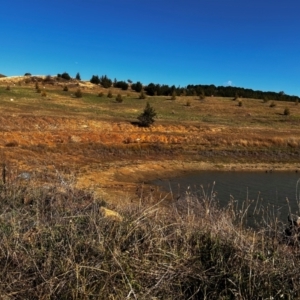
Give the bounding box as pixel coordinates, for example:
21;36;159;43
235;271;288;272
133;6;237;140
0;74;95;90
1;73;298;101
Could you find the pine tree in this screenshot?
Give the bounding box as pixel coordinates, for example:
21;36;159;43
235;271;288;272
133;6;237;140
76;72;81;80
100;75;112;88
138;102;157;127
90;75;100;85
132;81;143;93
116;94;123;103
74;88;83;98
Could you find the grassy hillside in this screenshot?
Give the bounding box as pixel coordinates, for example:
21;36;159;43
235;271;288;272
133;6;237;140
0;75;300;202
0;77;299;127
0;76;300;298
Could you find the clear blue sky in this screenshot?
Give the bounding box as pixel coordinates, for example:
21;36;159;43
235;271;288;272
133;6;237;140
1;0;299;96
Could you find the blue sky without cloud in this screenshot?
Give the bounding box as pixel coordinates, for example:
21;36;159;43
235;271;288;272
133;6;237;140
1;0;299;96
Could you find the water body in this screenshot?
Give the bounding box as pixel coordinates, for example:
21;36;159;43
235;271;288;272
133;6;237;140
153;171;300;225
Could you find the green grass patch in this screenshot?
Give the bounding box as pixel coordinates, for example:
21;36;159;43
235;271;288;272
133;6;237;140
0;85;300;128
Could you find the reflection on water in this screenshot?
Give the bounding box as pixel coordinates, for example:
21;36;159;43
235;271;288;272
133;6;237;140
153;171;300;224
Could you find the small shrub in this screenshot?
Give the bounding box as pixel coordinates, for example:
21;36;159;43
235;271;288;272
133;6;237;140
263;96;269;103
199;92;206;100
36;87;41;93
116;94;123;103
98;92;104;97
5;141;18;147
74;88;82;98
138;102;157;127
107;90;113;98
295;99;299;106
6;85;10;91
238;100;243;107
284;107;290;116
43;75;52;83
41;91;47;97
171;90;176;100
63;85;69;92
139;90;146;99
35;82;39;90
270;101;276;108
186;99;191;106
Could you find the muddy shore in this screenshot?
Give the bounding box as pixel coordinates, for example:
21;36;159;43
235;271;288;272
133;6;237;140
75;158;300;204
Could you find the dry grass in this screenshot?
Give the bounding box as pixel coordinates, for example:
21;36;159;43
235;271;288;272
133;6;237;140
1;78;300;128
0;78;300;213
0;167;300;299
1;79;300;200
1;78;300;298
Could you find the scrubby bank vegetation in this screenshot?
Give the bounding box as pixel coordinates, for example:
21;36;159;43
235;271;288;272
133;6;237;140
0;169;300;299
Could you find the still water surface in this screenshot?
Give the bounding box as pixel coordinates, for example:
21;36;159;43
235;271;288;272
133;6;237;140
153;171;300;223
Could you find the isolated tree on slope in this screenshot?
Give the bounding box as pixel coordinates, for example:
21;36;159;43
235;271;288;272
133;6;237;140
138;102;157;127
76;72;81;80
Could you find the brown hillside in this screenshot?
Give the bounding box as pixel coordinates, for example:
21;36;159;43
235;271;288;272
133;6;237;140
0;76;300;204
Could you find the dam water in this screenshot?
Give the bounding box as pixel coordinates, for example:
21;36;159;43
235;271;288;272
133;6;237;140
152;171;300;225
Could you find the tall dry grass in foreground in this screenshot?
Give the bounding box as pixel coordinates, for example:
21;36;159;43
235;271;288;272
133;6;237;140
0;171;300;299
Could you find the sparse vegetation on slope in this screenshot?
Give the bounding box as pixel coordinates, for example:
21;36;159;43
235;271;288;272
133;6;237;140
0;74;299;298
0;76;300;203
